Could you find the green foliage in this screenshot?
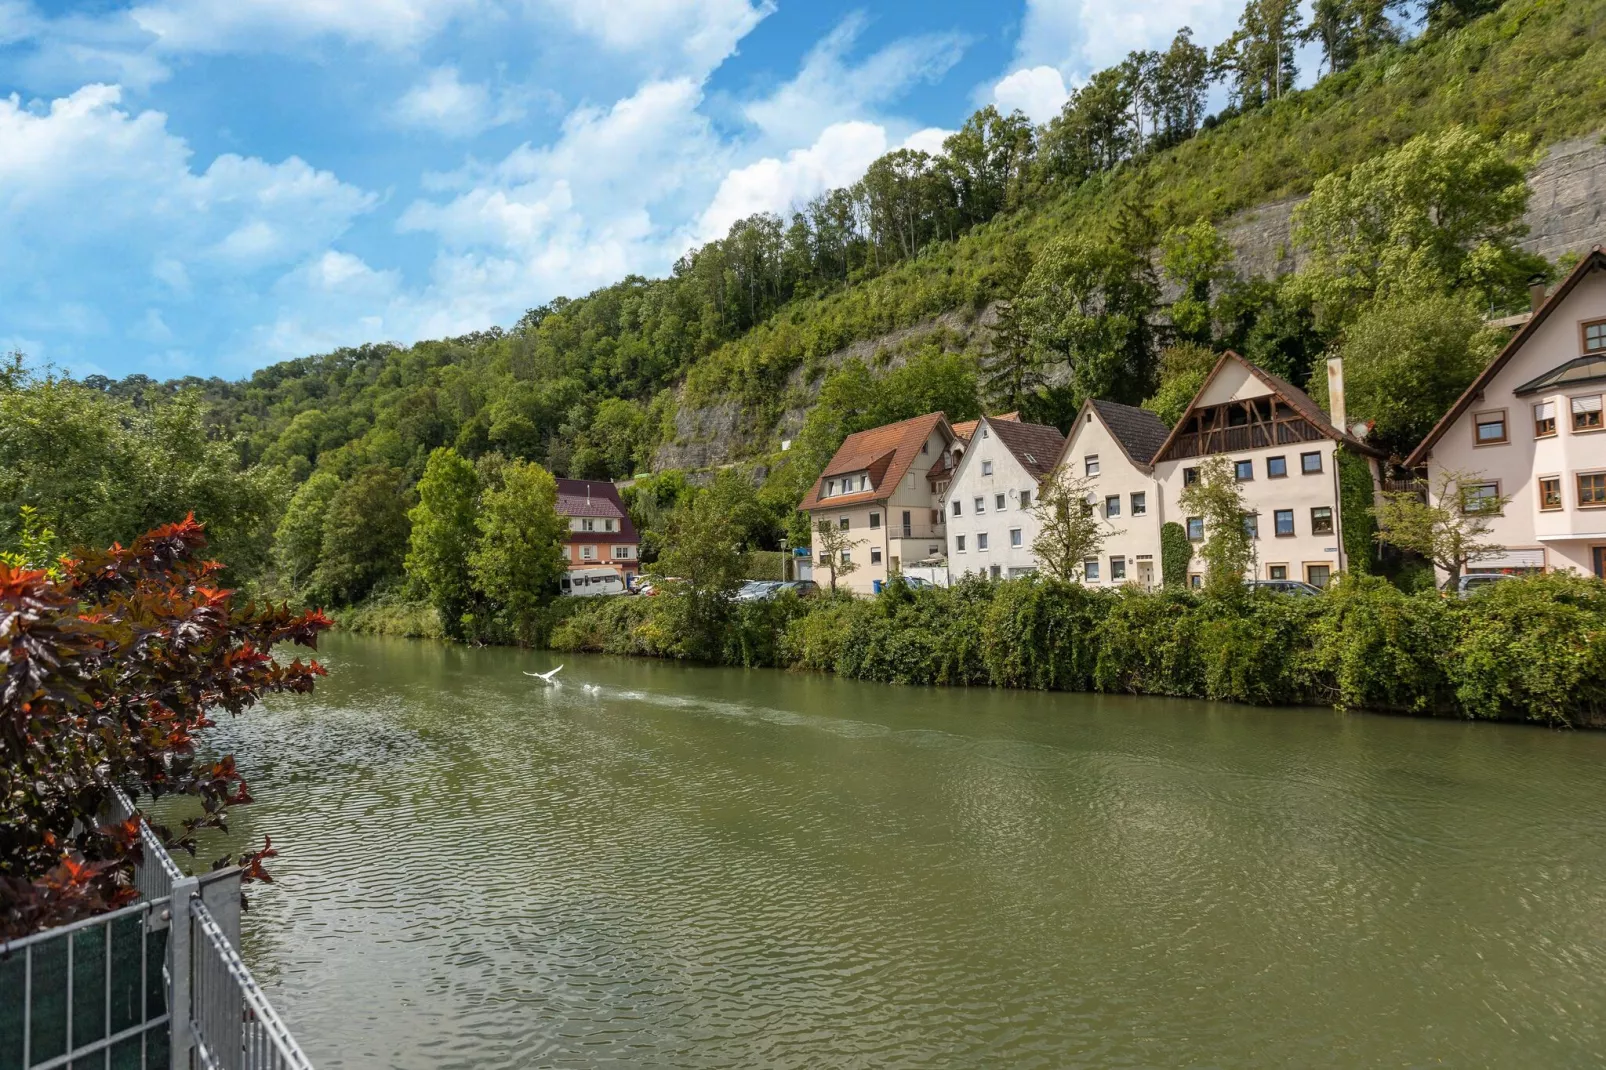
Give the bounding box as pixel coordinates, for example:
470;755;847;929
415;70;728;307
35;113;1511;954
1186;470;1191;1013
1031;470;1109;581
337;595;446;640
274;470;340;591
468;461;567;645
1143;342;1218;426
406;448;481;639
1336;448;1378;574
650;487;748;658
1161;221;1236;342
314;466;412;605
1160;522;1193;587
0;506;59;575
1178;457;1255;595
981;579;1108;690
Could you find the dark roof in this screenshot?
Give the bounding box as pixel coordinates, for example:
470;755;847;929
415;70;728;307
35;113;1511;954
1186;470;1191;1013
1407;247;1606;466
986;416;1066;481
1088;399;1170;467
554;478;638;542
951;411;1018;441
801;412;954;511
1513;353;1606;396
1151;350;1385;464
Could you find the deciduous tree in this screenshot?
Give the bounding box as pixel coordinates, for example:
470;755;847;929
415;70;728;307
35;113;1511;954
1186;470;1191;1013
1032;470;1111;582
468;460;567;644
406;448;481;639
1373;469;1511;582
1178;456;1256;596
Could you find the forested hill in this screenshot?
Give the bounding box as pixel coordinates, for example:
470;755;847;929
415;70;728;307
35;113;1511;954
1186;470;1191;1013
4;0;1606;604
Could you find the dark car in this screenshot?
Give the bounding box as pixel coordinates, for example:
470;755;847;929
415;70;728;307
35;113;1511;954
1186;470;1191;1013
1246;579;1323;597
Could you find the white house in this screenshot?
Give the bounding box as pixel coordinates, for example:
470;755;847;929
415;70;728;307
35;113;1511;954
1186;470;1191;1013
1045;352;1385;588
942;415;1066;580
1405;247;1606;579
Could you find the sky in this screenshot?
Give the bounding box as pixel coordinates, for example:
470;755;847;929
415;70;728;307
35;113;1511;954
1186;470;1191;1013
0;0;1266;381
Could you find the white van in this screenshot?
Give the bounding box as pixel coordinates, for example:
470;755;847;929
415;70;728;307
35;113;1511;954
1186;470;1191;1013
560;568;626;597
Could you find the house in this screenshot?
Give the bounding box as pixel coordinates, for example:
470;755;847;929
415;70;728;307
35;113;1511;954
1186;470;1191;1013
1045;352;1385;589
1404;247;1606;579
942;415;1066;580
554;478;640;592
800;412;958;593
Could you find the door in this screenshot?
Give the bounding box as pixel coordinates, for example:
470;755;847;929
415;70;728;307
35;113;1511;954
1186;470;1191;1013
1594;546;1606;579
1136;560;1154;588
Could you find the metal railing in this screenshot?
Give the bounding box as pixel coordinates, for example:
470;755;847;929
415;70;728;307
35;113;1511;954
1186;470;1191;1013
1;792;313;1070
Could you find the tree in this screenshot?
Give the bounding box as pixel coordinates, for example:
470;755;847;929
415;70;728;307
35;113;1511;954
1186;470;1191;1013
1153;28;1211;146
981;239;1043;412
813;521;865;592
1327;295;1506;457
1031;470;1111;582
314;466;412;605
1214;0;1304;108
274;471;341;592
1302;0;1406;75
1161;221;1236;343
588;397;649;478
0;517;330;938
468;461;567;644
406;448;481;639
1422;0;1505;34
1291;126;1546;326
1143;342;1218;427
655;491;748;656
1373;469;1511;582
1178;456;1256;596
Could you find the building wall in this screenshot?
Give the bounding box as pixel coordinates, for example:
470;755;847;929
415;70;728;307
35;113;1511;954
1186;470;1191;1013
564;539;638;575
1054;410;1164;588
1423;270;1606;578
942;423;1045;579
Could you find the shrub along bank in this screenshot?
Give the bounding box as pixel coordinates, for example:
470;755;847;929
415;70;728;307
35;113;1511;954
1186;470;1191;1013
547;573;1606;727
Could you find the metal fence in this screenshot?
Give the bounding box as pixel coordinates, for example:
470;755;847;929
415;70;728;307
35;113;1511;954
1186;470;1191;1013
1;795;313;1070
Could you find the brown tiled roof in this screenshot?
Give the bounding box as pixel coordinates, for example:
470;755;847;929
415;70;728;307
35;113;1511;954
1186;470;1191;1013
1406;247;1606;467
1150;350;1386;464
801;412;953;511
554;478;638;542
986;417;1066;481
1088;400;1170;468
950;411;1019;441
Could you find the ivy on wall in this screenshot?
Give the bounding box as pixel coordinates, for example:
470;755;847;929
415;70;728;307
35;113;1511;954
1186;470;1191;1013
1337;448;1378;576
1161;521;1192;587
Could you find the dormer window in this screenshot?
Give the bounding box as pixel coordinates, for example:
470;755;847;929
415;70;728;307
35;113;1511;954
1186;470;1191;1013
826;480;835;497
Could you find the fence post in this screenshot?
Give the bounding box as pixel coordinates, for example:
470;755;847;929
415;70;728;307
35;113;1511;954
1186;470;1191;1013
169;875;198;1070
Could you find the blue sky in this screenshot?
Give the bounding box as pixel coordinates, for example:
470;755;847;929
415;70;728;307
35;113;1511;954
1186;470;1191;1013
0;0;1260;380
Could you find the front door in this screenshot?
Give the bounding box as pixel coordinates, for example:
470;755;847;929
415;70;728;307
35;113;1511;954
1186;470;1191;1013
1136;560;1154;588
1594;546;1606;579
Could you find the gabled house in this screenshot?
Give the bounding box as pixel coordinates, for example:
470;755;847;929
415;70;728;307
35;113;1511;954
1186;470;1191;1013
942;415;1066;580
554;478;640;592
801;412;958;593
1405;247;1606;579
1047;399;1172;587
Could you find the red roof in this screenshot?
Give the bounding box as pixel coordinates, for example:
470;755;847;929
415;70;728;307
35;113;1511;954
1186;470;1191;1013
950;411;1019;441
554;478;638;542
801;412;955;511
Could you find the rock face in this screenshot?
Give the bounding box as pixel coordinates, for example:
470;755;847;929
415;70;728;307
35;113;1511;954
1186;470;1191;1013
656;134;1606;474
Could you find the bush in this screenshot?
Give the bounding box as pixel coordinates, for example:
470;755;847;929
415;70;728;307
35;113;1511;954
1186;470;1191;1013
1161;522;1192;587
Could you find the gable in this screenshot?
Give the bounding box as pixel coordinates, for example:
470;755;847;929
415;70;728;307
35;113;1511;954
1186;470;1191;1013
1192;360;1262;408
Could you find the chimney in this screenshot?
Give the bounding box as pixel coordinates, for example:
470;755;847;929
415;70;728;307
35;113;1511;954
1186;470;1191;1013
1529;274;1548;313
1326;357;1346;433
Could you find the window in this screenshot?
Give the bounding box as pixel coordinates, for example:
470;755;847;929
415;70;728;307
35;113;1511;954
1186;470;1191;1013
1306;564;1332;589
977;533;990;551
1110;556;1126;581
1183;467;1198;486
982;461;994;476
953;499;962;516
871;548;882;564
1311;506;1335;535
1189;573;1203;589
1187;517;1204;541
1084;559;1101;581
1243;513;1259;540
1105;495;1121;518
990;565;1002;579
1085;454;1100;477
995;493;1006;511
1534;401;1557;437
1131;492;1147;516
1462;482;1502;515
1540;477;1563;510
1234;459;1254;481
818;553;829;566
840;550;852;565
839;516;850;531
1010;528;1023;547
930;509;939;526
1474;410;1508;445
1580;472;1606;507
582;518;596;532
581;545;595;560
922;441;929;454
1585;318;1606;353
826;480;835;497
1274;509;1295;537
974;496;986;514
870;512;881;529
981;426;989;438
956;535;967;552
604;519;615;532
613;546;632;560
1268;564;1288;580
1267;456;1287;478
1301;451;1323;474
1574;395;1604;432
1019;489;1031;509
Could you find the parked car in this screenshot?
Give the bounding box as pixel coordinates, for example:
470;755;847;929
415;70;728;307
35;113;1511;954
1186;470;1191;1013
1448;572;1516;598
777;580;819;598
900;575;935;590
1245;579;1323;597
735;580;783;602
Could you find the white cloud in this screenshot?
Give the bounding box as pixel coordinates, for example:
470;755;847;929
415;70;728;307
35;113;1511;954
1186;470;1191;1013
395;66;523;137
128;0;473;51
695;120;887;241
540;0;774;78
744;14;967;147
992;65;1070;125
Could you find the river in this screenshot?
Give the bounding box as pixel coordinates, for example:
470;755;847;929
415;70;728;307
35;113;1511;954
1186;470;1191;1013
187;632;1606;1068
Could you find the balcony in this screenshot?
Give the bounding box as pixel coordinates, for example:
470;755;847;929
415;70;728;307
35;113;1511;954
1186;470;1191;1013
878;522;948;540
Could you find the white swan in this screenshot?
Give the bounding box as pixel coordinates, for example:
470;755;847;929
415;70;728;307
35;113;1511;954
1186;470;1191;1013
524;665;564;683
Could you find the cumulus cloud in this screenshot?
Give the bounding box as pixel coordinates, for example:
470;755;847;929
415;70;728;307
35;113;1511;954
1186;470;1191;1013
395;67;524;138
694;120;887;241
540;0;775;78
992;66;1070;124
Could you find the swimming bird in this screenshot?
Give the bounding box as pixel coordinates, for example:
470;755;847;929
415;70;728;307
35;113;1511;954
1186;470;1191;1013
524;665;564;683
582;683;601;694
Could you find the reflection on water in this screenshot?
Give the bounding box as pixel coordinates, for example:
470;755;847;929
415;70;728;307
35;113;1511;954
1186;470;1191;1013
184;634;1606;1068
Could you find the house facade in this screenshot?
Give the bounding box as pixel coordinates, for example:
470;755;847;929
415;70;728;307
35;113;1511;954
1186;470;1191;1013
1405;248;1606;579
554;478;640;591
1046;353;1384;589
801;413;958;593
942;415;1066;580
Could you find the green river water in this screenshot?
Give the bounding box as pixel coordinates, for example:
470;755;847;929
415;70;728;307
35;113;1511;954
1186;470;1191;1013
191;632;1606;1068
